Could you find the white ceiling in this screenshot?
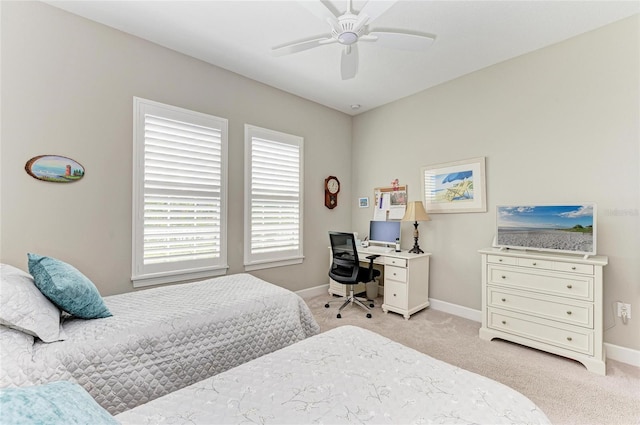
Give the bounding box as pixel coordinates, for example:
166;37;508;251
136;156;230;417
46;1;639;115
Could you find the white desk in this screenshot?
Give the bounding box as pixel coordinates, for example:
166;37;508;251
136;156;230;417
328;247;431;319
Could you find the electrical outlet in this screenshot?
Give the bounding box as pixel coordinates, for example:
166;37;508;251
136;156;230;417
616;302;631;319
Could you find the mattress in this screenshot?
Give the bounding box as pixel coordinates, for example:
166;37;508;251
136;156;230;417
116;325;550;424
0;273;319;415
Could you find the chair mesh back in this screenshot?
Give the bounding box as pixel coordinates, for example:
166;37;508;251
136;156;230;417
329;232;359;284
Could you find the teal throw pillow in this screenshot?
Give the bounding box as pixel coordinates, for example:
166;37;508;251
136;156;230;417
0;381;119;425
28;253;112;319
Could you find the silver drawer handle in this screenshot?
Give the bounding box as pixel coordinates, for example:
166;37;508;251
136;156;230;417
532;262;537;266
567;311;572;315
501;320;507;325
501;275;506;279
501;298;506;302
566;337;573;341
571;266;576;270
498;259;503;262
567;284;573;289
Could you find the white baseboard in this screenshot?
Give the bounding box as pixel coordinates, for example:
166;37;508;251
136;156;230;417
296;283;329;299
428;297;483;322
298;288;640;368
605;342;640;367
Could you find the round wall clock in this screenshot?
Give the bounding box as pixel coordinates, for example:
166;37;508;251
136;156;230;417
324;176;340;209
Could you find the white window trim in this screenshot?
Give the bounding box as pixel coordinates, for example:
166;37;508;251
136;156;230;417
244;124;304;271
132;97;229;287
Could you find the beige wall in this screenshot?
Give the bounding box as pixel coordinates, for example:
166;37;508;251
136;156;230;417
1;3;638;351
352;15;640;350
0;1;353;295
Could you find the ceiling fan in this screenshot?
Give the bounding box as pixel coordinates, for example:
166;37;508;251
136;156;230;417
272;0;436;80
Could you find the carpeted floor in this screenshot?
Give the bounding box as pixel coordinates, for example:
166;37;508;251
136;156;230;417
305;294;640;425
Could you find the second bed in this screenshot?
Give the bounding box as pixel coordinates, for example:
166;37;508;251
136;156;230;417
116;325;550;424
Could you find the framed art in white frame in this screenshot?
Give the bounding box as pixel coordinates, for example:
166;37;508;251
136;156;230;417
421;156;487;213
358;197;369;208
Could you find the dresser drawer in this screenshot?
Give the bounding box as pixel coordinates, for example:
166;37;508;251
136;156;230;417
384;257;407;268
553;262;594;274
488;266;593;301
384;280;407;309
518;258;553;269
488;287;593;328
487;255;518;266
488;308;592;355
385;265;407;283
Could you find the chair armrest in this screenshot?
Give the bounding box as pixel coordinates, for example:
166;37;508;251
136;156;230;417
363;255;380;282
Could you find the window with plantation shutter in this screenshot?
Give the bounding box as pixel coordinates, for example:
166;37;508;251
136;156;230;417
244;125;304;271
132;97;228;287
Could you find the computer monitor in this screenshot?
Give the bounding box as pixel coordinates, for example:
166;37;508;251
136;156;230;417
369;220;401;247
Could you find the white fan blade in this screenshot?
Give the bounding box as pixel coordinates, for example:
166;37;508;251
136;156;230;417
358;0;398;25
272;36;335;56
367;31;435;50
298;1;339;27
341;44;358;80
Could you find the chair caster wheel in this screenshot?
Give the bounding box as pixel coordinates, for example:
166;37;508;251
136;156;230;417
369;303;374;308
337;314;342;319
366;313;372;318
324;304;330;308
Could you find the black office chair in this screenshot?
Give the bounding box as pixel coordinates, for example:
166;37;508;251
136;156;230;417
325;231;380;319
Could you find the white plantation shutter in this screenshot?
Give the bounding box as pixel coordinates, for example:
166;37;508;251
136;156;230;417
133;98;228;286
244;125;304;270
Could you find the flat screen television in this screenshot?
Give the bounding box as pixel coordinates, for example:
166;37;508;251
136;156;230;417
369;220;401;247
494;204;596;256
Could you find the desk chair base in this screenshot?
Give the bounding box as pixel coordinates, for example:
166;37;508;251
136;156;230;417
325;285;374;319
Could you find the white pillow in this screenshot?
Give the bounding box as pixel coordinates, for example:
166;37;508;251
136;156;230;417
0;325;35;387
0;264;65;342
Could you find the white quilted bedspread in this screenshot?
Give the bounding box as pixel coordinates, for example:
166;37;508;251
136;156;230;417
0;273;319;415
116;325;550;425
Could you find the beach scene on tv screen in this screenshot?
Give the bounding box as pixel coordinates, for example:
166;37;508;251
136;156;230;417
496;205;594;253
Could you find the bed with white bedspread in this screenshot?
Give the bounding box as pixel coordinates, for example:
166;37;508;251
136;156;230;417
0;273;319;415
116;325;550;424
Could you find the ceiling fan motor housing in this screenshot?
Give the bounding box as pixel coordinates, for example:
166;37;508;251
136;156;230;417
333;13;366;45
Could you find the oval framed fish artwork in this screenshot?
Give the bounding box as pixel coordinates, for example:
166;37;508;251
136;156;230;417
25;155;85;183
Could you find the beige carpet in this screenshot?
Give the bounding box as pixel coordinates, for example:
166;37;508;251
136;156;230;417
305;294;640;425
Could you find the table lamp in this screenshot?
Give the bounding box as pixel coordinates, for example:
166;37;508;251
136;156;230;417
402;201;431;254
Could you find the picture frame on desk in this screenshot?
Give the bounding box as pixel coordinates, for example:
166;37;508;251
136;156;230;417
421;156;487;213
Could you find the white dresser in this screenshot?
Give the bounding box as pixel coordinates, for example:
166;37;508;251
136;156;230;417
478;247;608;374
329;247;431;319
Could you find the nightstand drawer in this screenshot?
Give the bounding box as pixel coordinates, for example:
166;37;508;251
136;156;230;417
488;309;592;355
488;287;593;328
384;280;407;309
385;265;407;283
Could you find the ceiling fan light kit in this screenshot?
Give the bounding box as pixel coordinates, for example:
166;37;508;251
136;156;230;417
337;31;358;45
273;0;436;80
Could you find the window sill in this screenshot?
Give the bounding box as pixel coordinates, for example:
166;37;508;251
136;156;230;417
132;265;229;288
244;257;303;272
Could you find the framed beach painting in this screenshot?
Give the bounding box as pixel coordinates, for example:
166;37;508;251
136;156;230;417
421;157;486;213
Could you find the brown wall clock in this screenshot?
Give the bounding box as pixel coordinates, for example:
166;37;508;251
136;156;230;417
324;176;340;209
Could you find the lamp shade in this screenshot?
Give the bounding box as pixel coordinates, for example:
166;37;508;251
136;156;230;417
402;201;431;222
